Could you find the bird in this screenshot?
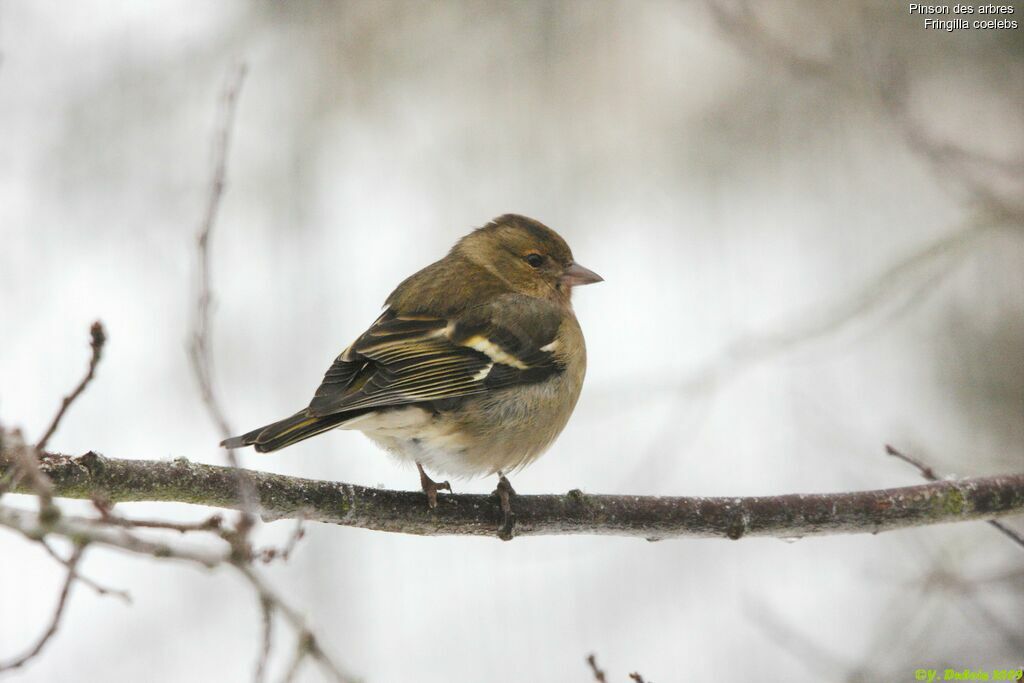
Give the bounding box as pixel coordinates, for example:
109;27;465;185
221;214;602;519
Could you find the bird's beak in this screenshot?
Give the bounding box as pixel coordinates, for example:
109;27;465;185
561;262;604;287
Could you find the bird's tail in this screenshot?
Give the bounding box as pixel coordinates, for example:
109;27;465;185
220;410;354;453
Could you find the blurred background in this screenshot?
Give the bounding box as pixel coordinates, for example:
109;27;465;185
1;1;1022;681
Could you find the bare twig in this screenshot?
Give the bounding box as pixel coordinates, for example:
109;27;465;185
0;61;356;683
233;563;354;683
100;515;224;534
0;544;85;672
39;539;131;603
886;444;1024;551
183;63;352;683
92;497;224;534
186;61;262;572
587;654;608;683
586;654;648;683
7;430;55;517
255;596;274;683
884;444;938;481
178;61;354;683
186;61;259;540
257;515;306;564
37;322;106;452
0;505;226;567
0;503;349;681
280;635;310;683
188;63;247;445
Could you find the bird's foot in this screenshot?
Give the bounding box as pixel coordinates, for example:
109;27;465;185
492;474;517;541
417;462;451;509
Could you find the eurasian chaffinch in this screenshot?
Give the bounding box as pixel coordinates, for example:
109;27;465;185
222;214;602;509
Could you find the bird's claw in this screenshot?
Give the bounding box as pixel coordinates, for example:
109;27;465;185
493;475;516;541
417;463;451;509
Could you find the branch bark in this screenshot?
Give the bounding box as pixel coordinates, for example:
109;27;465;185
4;450;1022;541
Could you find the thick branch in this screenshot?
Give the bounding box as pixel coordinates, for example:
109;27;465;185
3;451;1022;541
887;444;1024;550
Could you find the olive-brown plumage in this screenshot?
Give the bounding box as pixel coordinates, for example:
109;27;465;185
222;214;601;504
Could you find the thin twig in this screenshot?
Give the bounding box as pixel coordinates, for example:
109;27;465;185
0;544;85;672
257;515;306;564
233;563;355;683
182;63;353;683
279;635;309;683
884;444;938;481
39;539;131;603
37;322;106;451
587;654;608;682
0;505;227;568
92;497;224;534
254;596;274;683
186;62;260;556
8;430;55;516
100;515;224;534
0;503;354;679
885;444;1024;551
189;62;247;445
0;502;344;680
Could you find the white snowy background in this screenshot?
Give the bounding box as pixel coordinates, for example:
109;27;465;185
1;2;1022;681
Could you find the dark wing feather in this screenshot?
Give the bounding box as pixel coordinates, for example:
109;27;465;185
308;296;564;417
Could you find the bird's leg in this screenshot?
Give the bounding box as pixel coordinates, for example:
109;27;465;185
416;462;451;509
492;472;517;541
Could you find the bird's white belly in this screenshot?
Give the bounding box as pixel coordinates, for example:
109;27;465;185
340;407;478;477
336;364;581;479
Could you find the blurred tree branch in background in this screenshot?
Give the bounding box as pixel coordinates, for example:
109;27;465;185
0;59;358;680
708;0;1024;221
610;0;1024;485
0;339;356;682
191;63;353;683
703;0;1024;362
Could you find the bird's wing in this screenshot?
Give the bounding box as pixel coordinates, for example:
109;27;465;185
308;296;565;416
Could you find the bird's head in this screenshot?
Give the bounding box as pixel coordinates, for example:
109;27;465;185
456;214;603;303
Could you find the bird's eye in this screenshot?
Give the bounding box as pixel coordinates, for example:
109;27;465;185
525;253;544;268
